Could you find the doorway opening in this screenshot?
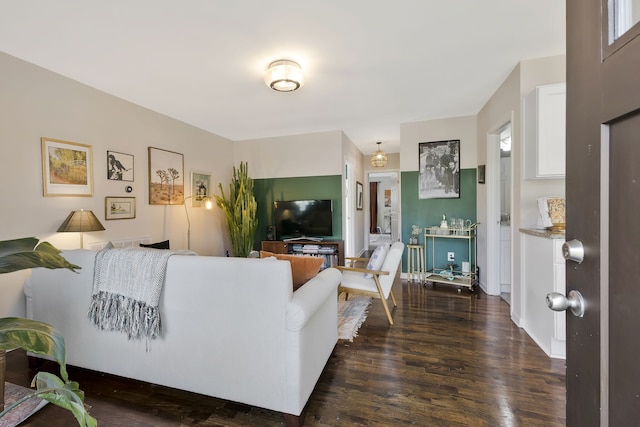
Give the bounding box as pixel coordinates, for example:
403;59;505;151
498;123;512;303
368;171;399;249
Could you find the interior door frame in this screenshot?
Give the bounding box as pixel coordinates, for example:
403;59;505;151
485;112;515;299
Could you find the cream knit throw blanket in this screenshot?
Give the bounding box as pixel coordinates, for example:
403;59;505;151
88;247;189;340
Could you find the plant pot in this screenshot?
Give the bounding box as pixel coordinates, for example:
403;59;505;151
1;349;5;411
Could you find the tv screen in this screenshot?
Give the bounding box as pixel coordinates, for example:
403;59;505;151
274;200;333;239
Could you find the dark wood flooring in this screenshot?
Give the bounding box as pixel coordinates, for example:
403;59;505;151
5;278;566;426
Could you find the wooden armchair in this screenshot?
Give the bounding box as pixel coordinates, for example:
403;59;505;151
335;242;405;325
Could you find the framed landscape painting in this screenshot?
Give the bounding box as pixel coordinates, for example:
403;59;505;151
418;140;460;199
41;137;93;197
105;196;136;220
148;147;184;205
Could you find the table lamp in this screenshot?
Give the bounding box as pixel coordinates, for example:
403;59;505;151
57;209;105;248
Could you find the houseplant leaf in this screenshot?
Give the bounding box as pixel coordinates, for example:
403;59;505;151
0;237;92;425
0;317;68;382
31;372;97;427
0;237;80;274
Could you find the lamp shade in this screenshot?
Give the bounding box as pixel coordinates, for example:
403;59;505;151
57;210;105;233
264;60;304;92
370;141;388;167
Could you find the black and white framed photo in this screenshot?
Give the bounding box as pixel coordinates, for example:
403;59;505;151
107;151;134;181
418;140;460;199
356;181;363;210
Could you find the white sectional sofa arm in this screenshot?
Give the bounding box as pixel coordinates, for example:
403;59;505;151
286;268;341;331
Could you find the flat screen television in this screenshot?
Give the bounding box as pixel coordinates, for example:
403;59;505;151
274;200;333;239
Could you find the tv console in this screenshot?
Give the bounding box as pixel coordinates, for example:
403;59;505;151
283;236;324;242
261;240;344;270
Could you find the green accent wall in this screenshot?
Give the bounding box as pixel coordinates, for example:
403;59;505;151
401;168;477;272
253;175;343;247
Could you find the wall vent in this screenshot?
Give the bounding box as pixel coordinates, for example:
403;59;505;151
89;237;152;251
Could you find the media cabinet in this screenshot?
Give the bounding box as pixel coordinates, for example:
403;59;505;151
261;240;345;270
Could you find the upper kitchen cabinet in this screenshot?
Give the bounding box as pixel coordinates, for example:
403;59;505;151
523;83;566;179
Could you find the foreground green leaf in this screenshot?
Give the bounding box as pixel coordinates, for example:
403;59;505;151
32;372;97;427
0;317;68;382
0;237;81;274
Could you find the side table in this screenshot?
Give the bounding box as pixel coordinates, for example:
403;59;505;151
406;244;425;283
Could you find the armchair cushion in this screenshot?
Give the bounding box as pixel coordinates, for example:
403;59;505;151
260;251;325;290
364;244;387;278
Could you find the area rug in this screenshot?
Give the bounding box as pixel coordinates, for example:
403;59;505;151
338;294;373;341
1;382;47;427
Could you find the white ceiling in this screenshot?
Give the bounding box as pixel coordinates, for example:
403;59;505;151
0;1;565;155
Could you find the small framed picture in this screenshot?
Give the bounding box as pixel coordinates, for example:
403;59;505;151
41;137;93;197
105;196;136;220
478;165;486;184
107;151;134;181
356;181;363;210
191;171;211;207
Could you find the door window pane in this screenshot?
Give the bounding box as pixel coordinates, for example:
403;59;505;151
610;0;640;42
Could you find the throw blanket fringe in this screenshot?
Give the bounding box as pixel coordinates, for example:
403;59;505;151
88;291;162;340
88;247;194;340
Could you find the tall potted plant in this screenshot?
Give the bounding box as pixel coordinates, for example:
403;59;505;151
0;237;96;426
214;162;258;258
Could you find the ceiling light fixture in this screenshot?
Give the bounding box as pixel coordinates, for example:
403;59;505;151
370;141;388;168
264;59;304;92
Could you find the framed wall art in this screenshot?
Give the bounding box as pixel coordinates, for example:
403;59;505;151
356;181;363;210
107;150;134;181
105;196;136;220
478;165;486;184
41;137;93;197
190;171;211;207
148;147;184;205
418;139;460;199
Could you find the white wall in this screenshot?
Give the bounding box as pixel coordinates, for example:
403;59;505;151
0;52;234;317
342;132;366;256
476;55;565;324
234;130;343;179
400;115;478;172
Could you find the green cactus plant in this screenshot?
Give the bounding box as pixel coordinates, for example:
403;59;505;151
214;162;258;258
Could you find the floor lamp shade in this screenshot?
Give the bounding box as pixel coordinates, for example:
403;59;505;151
57;209;105;248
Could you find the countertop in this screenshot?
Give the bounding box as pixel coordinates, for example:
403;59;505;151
519;228;566;240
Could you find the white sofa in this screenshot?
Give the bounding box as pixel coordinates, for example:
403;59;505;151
24;249;341;426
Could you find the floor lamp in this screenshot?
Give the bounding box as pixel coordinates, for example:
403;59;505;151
57;209;105;249
183;195;213;250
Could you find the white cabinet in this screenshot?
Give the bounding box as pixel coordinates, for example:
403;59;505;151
524;83;566;179
521;231;566;359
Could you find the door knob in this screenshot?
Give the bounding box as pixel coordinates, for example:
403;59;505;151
562;239;584;264
546;290;585;317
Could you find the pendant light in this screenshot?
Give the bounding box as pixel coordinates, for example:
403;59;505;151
370;141;388;168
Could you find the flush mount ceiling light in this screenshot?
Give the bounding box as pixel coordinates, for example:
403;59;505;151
371;141;388;168
264;59;304;92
